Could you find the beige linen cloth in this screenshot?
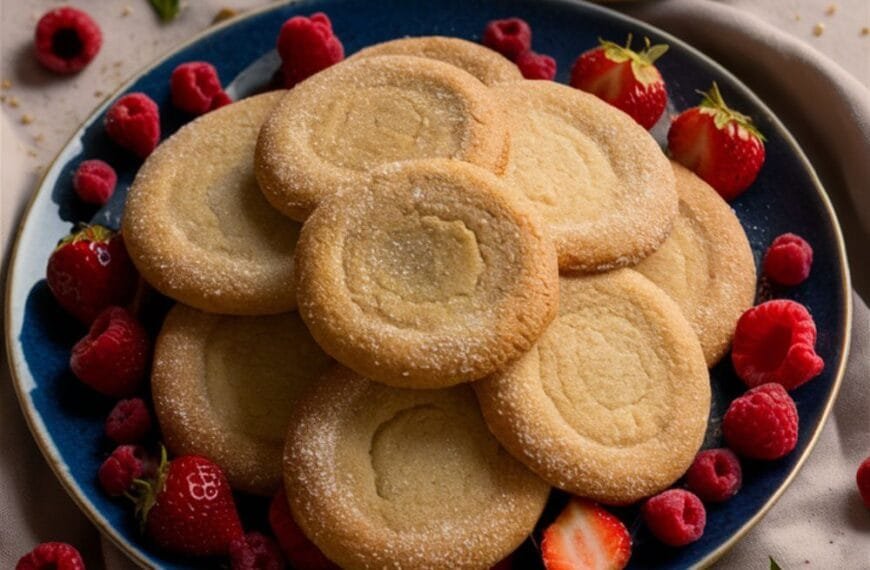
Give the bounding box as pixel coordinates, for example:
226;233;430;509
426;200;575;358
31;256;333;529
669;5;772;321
1;0;868;568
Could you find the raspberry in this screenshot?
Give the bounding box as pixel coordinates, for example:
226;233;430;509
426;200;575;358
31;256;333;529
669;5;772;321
731;300;824;390
170;62;224;115
105;397;152;443
685;448;742;503
16;542;85;570
723;383;799;460
104;93;160;158
482;18;532;61
763;233;813;286
98;444;145;497
229;532;285;570
642;489;706;547
70;306;150;398
72;159;116;205
269;489;337;569
34;7;102;74
277;12;344;88
210;90;233;110
516;50;557;80
857;456;870;509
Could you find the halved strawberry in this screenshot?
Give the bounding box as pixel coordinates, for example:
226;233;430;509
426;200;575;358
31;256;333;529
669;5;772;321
570;35;668;129
541;498;631;570
668;82;766;201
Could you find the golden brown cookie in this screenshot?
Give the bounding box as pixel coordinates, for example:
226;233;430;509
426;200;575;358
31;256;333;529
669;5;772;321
494;80;677;272
474;269;710;505
294;159;559;388
635;162;757;365
152;304;333;495
283;365;550;569
123;91;300;315
349;36;522;86
255;55;508;221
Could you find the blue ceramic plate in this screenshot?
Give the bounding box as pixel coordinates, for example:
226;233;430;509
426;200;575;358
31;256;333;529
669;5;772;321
5;0;852;568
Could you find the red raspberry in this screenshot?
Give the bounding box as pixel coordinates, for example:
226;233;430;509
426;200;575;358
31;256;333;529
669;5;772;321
685;448;742;503
277;12;344;88
170;62;224;115
482;18;532;61
70;306;150;397
104;93;161;158
45;226;138;324
210;90;233;110
763;233;813;286
229;532;285;570
16;542;85;570
857;456;870;509
269;489;337;569
731;300;824;391
723;383;799;460
72;159;116;206
98;444;145;497
642;489;706;547
106;397;152;444
34;7;102;74
516;50;556;80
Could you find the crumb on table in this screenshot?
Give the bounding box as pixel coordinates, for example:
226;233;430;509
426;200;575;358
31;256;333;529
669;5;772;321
813;22;826;36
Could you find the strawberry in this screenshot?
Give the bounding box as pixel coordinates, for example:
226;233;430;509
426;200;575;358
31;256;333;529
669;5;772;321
45;225;138;324
668;82;766;201
541;498;631;570
570;35;668;129
136;449;243;557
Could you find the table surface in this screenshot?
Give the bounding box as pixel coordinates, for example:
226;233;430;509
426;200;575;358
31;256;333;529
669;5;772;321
1;1;868;568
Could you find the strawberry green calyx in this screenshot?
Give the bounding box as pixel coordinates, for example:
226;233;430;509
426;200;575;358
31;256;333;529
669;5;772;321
55;224;114;250
599;34;669;85
697;82;766;141
133;445;168;532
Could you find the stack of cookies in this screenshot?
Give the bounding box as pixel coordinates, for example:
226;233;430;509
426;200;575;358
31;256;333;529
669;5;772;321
122;36;757;569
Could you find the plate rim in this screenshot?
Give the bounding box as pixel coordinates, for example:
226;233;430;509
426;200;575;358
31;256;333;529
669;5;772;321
3;1;853;568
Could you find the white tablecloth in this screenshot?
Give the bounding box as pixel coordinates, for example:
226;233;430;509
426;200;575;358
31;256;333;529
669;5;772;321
1;1;868;568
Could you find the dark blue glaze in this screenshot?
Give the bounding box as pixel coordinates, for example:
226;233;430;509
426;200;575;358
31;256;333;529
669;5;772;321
16;0;849;568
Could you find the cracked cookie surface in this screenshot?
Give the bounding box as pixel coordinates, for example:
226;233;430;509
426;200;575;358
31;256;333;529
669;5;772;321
255;55;509;221
294;159;559;388
283;365;549;569
495;81;677;272
475;269;710;505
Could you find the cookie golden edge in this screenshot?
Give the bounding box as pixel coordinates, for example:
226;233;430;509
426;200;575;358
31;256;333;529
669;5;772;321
254;55;510;222
123;91;298;315
151;304;283;496
637;162;756;365
474;269;711;505
283;365;550;570
348;35;523;86
294;159;560;388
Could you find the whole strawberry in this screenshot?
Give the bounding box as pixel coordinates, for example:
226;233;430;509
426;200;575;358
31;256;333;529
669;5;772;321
138;450;243;557
570;35;668;129
668;82;766;201
46;225;138;324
